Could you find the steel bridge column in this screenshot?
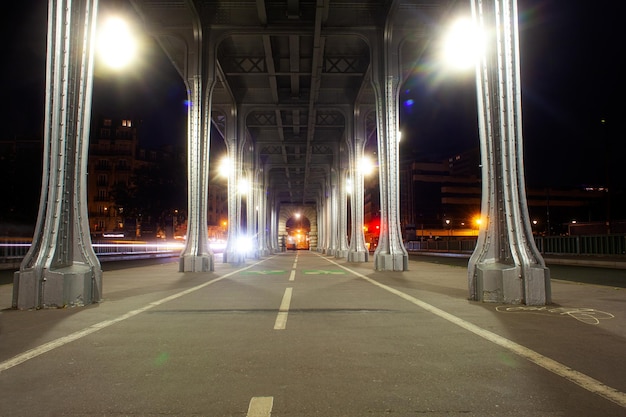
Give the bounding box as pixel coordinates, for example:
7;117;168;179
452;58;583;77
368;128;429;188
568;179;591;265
270;196;279;252
319;180;329;254
243;146;256;258
326;172;339;256
468;0;550;305
179;28;215;272
256;168;270;257
370;3;408;271
347;108;370;262
13;0;102;309
223;119;244;264
335;163;350;259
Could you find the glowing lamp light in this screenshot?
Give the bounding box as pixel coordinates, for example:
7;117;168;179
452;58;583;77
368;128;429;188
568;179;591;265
442;17;485;70
238;179;250;194
236;236;253;254
359;156;374;176
98;17;137;69
218;156;232;178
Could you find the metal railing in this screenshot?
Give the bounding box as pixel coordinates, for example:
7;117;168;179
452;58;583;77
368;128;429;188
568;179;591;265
2;234;625;270
0;239;183;270
405;234;626;256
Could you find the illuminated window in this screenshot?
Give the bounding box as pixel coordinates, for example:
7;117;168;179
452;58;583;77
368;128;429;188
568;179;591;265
104;119;112;127
122;119;132;127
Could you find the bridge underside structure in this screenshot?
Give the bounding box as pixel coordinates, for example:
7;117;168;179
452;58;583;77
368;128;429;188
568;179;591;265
12;0;550;309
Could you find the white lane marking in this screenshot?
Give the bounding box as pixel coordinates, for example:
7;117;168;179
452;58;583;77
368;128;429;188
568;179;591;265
289;270;296;281
319;255;626;409
274;287;293;330
0;258;273;373
247;396;273;417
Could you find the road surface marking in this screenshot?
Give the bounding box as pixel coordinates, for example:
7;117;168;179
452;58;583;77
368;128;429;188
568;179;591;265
320;255;626;409
243;270;285;275
303;269;344;275
289;270;296;281
0;258;273;374
274;287;293;330
247;396;273;417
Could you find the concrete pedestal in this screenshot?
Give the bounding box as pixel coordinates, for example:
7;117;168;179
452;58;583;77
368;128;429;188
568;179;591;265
14;264;99;309
375;253;408;272
474;263;550;305
348;250;369;263
179;254;214;272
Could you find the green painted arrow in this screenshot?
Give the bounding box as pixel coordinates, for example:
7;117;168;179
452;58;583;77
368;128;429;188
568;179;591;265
303;269;345;275
243;270;285;275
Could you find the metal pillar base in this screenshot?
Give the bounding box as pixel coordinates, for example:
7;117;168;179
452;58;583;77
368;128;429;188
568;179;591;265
524;265;551;305
347;250;369;263
374;253;408;271
179;254;214;272
335;249;349;259
474;263;550;305
13;264;99;310
475;263;520;304
223;251;245;265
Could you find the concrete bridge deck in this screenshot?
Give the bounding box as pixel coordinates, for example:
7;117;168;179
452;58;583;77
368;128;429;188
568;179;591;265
1;252;625;416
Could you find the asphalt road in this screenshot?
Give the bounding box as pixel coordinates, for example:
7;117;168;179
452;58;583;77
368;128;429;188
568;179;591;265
1;251;625;416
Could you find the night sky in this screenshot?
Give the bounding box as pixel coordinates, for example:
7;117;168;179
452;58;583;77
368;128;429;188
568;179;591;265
1;0;623;192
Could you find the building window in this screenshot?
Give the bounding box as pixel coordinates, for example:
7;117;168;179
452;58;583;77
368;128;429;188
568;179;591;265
122;119;132;127
96;159;109;170
104;119;112;127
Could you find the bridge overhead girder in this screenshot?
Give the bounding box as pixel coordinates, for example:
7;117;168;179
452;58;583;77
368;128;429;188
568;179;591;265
131;0;441;210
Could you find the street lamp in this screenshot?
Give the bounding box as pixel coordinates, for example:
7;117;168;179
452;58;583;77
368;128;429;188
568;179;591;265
238;178;250;194
358;156;375;176
218;156;232;178
440;17;485;71
97;16;137;69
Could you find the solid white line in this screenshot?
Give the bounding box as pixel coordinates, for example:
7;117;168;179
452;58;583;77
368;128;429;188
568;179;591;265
274;287;293;330
320;255;626;409
289;270;296;281
0;258;272;373
246;396;273;417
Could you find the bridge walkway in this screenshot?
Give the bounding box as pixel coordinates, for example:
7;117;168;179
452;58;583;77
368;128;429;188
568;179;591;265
1;252;624;416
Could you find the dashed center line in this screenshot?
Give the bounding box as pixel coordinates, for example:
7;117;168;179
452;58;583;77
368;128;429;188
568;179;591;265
246;396;273;417
274;287;293;330
289;270;296;281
